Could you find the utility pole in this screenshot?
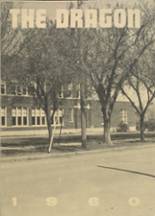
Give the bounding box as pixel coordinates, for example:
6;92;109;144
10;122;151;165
80;79;87;148
77;0;87;148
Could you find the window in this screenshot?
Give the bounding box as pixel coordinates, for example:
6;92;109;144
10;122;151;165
0;107;7;126
53;109;64;126
2;117;5;125
68;108;74;122
10;83;16;95
121;109;128;123
16;86;22;95
12;117;16;126
31;108;46;126
32;116;35;125
23;87;27;95
16;86;28;96
75;84;80;98
1;82;6;95
11;107;29;126
42;116;45;125
28;82;37;96
37;116;40;125
59;116;63;124
31;108;64;126
9;82;28;96
23;116;27;125
18;116;22;125
58;86;64;98
64;83;73;98
28;86;34;96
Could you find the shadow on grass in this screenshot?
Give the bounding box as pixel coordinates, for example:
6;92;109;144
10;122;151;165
1;137;155;157
1;138;48;147
2;146;48;156
54;147;81;152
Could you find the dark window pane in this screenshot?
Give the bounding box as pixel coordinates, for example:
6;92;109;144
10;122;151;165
17;86;22;95
23;117;27;125
64;90;72;98
28;86;34;95
59;116;63;124
18;117;22;125
37;116;40;125
32;117;35;125
42;117;45;125
1;84;5;94
23;87;27;95
1;117;5;125
10;84;16;95
12;117;16;125
75;90;80;98
55;116;58;124
58;88;63;98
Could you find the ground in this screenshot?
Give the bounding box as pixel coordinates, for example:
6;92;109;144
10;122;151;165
1;144;155;216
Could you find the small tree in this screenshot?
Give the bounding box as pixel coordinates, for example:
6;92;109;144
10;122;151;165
3;24;67;151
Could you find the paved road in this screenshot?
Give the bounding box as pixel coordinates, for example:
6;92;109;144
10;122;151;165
1;145;155;216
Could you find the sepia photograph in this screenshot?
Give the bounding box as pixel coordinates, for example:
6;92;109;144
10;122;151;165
1;0;155;215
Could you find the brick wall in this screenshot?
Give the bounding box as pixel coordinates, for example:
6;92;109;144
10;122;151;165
1;95;137;130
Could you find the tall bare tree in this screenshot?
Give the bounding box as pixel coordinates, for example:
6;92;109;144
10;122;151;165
57;3;155;145
77;4;155;145
55;0;88;148
121;51;155;141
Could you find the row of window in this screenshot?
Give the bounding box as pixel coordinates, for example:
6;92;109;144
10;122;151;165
0;106;128;127
12;107;29;126
1;82;29;96
0;82;82;98
0;107;64;127
1;81;95;99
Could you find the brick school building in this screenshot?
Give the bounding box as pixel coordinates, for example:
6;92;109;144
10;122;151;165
0;80;137;136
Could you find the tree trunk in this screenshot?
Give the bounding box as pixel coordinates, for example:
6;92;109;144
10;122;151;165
45;106;54;152
101;105;113;145
0;142;1;157
139;114;145;142
81;107;87;148
47;117;52;143
103;117;113;145
100;103;113;146
80;81;87;149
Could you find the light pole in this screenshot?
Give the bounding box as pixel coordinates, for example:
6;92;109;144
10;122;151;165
80;80;87;148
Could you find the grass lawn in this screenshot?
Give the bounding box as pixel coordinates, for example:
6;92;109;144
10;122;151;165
1;134;155;157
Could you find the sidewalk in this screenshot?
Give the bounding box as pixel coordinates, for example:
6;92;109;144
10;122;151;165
1;141;155;163
1;128;104;137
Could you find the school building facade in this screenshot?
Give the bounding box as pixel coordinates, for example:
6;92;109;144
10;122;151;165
0;80;137;136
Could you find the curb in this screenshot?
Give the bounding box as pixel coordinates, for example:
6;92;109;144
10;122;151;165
0;143;155;163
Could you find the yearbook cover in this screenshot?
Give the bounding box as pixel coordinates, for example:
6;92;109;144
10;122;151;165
1;0;155;215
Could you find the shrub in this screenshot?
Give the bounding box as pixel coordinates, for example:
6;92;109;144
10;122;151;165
117;121;129;132
145;119;155;131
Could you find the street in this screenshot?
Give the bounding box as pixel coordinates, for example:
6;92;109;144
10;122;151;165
1;145;155;216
